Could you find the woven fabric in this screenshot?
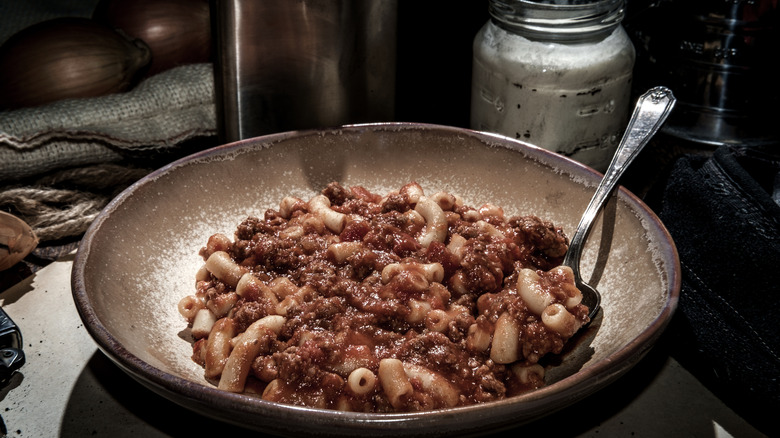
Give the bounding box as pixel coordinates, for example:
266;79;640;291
659;145;780;436
0;63;216;182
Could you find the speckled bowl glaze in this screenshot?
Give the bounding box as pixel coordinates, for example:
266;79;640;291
71;123;679;437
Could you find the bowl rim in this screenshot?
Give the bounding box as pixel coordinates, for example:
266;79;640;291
70;122;680;432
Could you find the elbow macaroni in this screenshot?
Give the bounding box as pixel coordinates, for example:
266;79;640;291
308;194;347;233
181;182;590;412
414;196;448;247
347;367;377;396
205;251;245;288
379;358;414;409
517;268;553;315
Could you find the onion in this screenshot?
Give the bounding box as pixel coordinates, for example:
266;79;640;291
0;211;38;271
93;0;211;76
0;17;151;110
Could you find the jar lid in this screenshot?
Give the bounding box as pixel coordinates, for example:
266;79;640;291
489;0;625;41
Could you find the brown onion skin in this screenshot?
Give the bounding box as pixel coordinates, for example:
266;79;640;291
0;211;38;271
0;17;152;110
93;0;211;77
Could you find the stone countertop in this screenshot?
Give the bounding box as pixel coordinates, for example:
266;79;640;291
0;254;767;437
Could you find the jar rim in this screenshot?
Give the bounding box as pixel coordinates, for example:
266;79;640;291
489;0;625;41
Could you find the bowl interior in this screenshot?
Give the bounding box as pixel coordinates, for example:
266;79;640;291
73;123;678;436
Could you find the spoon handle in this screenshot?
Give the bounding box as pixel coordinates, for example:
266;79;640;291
563;86;676;270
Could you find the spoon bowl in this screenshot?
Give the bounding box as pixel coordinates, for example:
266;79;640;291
564;86;676;321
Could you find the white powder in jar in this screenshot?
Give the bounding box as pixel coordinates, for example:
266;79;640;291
470;20;635;171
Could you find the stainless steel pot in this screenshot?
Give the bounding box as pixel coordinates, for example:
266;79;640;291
627;0;779;146
212;0;398;142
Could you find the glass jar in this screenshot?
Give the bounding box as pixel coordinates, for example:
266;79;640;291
470;0;635;171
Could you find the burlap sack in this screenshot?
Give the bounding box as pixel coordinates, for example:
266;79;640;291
0;1;218;252
0;63;216;182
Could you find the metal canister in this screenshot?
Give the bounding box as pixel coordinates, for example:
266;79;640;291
626;0;779;146
212;0;398;142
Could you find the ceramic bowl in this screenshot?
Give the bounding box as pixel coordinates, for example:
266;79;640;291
71;123;679;437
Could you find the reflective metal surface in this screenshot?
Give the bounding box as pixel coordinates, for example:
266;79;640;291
627;0;779;146
212;0;398;142
564;86;676;322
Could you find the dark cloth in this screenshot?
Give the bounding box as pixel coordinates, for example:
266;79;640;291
658;145;780;435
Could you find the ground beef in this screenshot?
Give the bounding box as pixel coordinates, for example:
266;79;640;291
181;182;590;412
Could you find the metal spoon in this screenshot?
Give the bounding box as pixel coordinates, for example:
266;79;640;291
563;86;676;321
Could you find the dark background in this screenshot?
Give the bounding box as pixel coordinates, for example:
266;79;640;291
395;1;489;128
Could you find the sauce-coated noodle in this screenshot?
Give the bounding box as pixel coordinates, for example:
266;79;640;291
179;182;589;412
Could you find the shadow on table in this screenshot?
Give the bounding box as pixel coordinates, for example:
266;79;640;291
58;334;763;438
59;353;269;437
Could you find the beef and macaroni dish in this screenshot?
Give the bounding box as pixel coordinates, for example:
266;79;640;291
178;182;590;412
